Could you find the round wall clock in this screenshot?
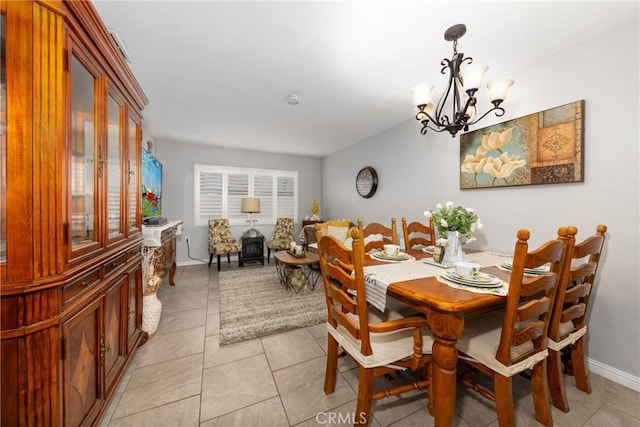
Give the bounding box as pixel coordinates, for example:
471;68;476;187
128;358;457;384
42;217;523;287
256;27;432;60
355;166;378;199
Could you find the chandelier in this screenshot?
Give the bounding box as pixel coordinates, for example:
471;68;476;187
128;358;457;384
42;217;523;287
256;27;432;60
411;24;514;137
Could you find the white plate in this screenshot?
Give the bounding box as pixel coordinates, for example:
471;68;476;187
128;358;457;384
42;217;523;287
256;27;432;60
444;271;502;287
372;250;411;261
500;262;549;275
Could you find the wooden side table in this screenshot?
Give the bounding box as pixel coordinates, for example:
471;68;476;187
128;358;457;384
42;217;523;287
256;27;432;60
273;251;320;293
242;235;264;265
302;220;324;227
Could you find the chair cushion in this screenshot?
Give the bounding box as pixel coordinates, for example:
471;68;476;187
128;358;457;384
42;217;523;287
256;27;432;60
457;315;548;377
267;239;291;250
329;322;433;369
548;325;587;351
212;242;242;255
327;225;349;242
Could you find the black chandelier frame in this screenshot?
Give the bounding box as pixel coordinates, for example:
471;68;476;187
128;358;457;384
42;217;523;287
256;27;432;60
415;24;508;137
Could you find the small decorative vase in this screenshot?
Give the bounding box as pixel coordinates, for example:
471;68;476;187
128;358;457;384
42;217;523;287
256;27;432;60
142;292;162;336
442;231;464;264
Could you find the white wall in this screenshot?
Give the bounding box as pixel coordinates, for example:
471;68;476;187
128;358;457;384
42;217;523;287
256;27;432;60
322;19;640;387
153;141;323;265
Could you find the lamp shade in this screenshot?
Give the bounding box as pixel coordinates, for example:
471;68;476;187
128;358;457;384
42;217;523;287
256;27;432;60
241;197;260;213
460;64;489;91
487;79;515;102
411;83;434;107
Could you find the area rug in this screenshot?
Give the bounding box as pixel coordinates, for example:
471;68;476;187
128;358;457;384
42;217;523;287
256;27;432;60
218;266;327;345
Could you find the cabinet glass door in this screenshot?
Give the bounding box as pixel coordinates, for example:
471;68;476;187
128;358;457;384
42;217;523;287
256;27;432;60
70;55;98;251
127;117;140;233
106;95;123;240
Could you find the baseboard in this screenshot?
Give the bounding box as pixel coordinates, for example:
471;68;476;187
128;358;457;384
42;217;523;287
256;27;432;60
172;258;640;393
588;357;640;392
177;255;244;268
177;259;208;267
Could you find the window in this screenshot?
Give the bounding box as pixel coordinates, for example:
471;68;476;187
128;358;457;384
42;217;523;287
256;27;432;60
194;164;298;227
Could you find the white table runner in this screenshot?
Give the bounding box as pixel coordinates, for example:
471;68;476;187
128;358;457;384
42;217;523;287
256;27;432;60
363;251;511;311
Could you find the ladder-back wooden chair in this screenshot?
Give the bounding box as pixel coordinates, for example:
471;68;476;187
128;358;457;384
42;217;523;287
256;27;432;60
547;224;607;412
316;227;432;427
357;217;397;253
456;227;571;427
401;217;435;254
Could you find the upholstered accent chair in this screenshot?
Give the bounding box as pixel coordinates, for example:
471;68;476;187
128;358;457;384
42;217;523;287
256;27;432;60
208;219;242;271
266;217;294;262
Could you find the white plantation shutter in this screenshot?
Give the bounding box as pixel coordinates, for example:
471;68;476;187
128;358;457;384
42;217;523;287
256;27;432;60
228;173;249;222
253;174;273;222
194;164;297;227
277;176;295;219
195;166;223;225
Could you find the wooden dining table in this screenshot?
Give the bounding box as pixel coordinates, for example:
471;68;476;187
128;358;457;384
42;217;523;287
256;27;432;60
365;249;510;427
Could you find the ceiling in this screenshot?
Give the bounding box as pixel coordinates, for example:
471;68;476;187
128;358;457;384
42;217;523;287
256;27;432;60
92;1;638;157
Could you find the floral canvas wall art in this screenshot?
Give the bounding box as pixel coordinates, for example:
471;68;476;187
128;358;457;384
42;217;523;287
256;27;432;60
459;100;584;189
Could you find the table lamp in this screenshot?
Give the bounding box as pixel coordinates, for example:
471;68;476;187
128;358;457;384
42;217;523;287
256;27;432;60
241;197;261;234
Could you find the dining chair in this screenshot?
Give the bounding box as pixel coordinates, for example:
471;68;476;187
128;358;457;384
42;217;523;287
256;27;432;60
266;217;294;262
208;218;243;271
357;217;398;253
456;227;571;427
401;217;435;252
547;224;607;412
315;227;433;427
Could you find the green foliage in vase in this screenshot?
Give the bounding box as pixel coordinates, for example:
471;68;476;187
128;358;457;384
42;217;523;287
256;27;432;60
424;201;482;242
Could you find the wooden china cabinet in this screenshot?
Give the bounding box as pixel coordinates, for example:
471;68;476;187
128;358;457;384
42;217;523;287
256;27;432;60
1;1;148;425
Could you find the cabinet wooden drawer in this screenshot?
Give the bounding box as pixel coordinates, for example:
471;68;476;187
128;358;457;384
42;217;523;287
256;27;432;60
63;268;101;305
104;254;126;276
126;245;141;261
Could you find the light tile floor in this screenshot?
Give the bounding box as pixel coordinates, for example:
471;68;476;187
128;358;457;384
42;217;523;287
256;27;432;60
99;264;640;427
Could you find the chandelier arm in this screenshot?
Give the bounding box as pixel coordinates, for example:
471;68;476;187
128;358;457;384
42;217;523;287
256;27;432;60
466;106;506;127
449;53;466;126
422;121;451;134
434;58;456;127
457;93;477;124
416;109;441;129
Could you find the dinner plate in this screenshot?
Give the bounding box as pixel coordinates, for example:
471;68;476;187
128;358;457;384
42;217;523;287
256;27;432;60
372;250;412;261
500;262;549;275
444;271;502;287
422;246;436;254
